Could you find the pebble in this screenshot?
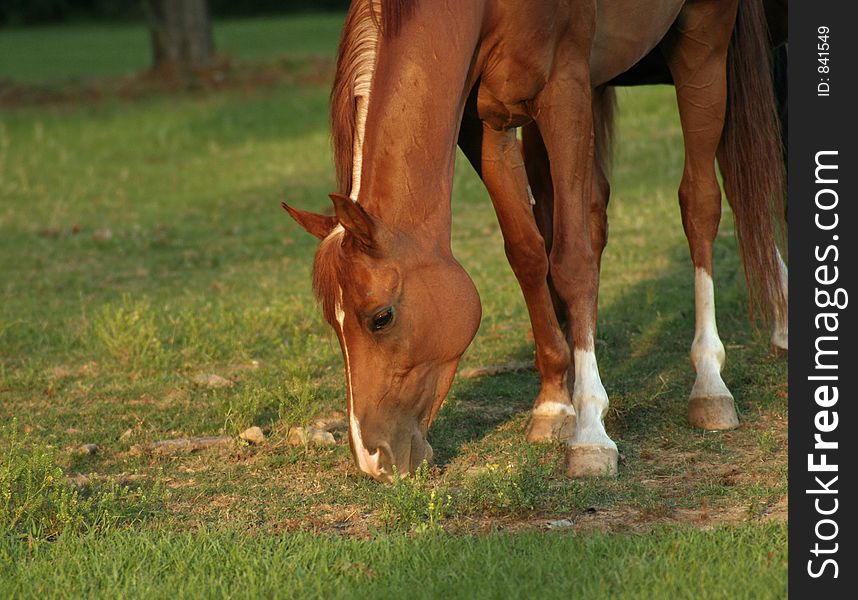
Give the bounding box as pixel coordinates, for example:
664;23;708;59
239;426;265;445
287;426;336;447
287;426;309;445
546;519;574;529
309;428;336;446
191;373;233;389
310;411;347;433
76;443;99;456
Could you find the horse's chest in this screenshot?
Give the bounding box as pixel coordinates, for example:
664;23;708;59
475;57;549;130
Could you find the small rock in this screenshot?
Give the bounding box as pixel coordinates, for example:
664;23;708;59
287;426;309;446
239;426;265;445
308;428;336;446
76;443;99;456
310;411;347;433
191;373;233;389
546;519;574;529
287;426;336;447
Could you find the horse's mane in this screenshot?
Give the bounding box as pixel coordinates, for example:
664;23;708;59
313;228;346;324
317;2;416;322
316;1;416;321
330;0;417;196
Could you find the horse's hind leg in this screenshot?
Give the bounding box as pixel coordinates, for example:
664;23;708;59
770;250;788;352
662;0;740;430
458;116;576;442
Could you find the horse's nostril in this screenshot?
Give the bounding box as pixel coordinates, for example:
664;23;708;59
357;432;433;482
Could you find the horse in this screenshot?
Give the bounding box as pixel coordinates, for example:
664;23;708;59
282;0;787;482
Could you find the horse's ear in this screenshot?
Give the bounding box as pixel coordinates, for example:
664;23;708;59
281;202;338;240
329;193;375;248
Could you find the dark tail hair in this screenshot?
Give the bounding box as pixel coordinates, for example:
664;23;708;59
718;0;786;324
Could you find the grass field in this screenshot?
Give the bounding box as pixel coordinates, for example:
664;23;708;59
0;13;787;598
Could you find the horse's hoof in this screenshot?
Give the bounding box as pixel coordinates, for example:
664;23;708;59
770;343;788;358
565;443;618;478
688;395;739;430
526;407;576;443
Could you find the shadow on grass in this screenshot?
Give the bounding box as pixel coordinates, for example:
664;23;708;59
430;235;773;468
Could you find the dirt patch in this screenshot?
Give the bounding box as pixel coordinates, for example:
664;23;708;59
72;399;787;538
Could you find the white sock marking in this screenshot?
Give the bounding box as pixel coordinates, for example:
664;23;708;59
570;338;615;449
532;401;575;417
690;268;730;399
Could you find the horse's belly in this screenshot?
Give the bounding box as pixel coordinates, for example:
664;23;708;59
589;0;685;86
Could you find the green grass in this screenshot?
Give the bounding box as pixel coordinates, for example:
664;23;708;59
0;524;787;599
0;11;787;598
0;14;344;83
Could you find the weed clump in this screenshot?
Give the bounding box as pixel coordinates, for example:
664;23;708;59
378;463;452;533
1;421;159;540
464;450;552;515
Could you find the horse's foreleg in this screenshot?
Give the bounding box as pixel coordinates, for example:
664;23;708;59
533;59;618;477
521;120;611;385
521;122;568;335
458;117;576;441
662;0;740;430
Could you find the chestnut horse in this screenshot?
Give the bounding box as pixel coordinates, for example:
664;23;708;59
283;0;786;481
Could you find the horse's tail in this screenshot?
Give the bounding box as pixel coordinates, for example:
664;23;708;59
719;0;786;324
593;85;617;180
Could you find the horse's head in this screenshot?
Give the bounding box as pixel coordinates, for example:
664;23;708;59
283;194;481;481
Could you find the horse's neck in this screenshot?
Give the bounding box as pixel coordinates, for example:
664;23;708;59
356;0;484;246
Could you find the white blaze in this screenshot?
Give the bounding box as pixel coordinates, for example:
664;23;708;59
334;1;384;477
335;286;383;477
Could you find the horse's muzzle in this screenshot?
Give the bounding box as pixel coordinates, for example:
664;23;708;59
363;429;433;483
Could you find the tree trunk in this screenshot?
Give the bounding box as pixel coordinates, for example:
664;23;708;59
143;0;215;76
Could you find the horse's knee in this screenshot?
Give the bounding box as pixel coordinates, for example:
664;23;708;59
589;166;610;257
589;202;608;257
678;176;722;245
506;238;549;286
548;242;598;301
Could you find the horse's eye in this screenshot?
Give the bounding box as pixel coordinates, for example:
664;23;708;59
371;307;395;331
